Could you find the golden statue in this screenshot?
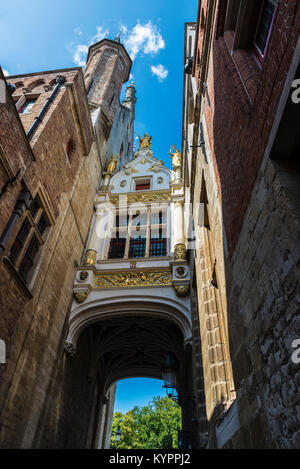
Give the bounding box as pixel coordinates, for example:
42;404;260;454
106;154;119;173
138;133;152;150
170;144;182;167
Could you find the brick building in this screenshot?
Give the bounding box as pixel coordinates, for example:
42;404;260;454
183;0;300;448
0;35;135;448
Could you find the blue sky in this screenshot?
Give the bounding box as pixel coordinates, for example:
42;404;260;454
0;1;196;410
0;0;197;167
114;378;166;414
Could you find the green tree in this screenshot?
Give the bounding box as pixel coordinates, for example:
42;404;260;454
110;396;181;449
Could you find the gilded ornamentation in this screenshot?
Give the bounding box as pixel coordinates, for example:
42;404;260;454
125;167;139;175
94;270;172;289
74;291;89;303
109;191;171;205
98;184;109;191
130;261;137;269
174;285;190;297
174;243;187;261
146;164;160;173
175;266;188;278
170;144;182;168
79;271;89;281
138;133;152;149
83;249;97;266
105;154;119;173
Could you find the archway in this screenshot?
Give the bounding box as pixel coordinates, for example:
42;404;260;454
58;293;194;448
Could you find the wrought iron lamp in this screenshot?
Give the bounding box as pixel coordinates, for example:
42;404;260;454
161;353;194;406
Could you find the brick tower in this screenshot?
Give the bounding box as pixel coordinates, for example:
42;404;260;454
83;34;132;156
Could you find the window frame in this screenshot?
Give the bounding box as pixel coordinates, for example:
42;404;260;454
107;206;169;260
253;0;277;65
15;93;40;114
7;190;52;286
132;177;152;192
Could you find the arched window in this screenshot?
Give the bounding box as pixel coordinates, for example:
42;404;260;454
28;79;46;91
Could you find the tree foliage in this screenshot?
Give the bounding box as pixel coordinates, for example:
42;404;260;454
110;396;181;449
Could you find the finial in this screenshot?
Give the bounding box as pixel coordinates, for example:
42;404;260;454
114;32;121;43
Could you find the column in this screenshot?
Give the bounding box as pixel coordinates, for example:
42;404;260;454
172;200;186;260
83;207;106;266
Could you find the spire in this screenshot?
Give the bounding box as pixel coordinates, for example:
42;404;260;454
114;32;121;43
122;81;137;113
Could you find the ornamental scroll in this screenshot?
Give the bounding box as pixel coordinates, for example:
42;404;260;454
94;270;172;289
109;191;171;205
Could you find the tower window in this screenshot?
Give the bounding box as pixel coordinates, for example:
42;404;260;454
18;98;36;114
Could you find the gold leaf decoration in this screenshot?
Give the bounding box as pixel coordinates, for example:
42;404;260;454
94;270;172;289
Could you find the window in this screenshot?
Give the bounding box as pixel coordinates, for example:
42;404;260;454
129;232;147;258
135;179;151;191
150;210;167;257
18;98;36;114
254;0;276;61
9;194;50;283
107;208;168;259
65;138;75;163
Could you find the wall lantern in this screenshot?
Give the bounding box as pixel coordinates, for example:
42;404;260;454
161;352;177;391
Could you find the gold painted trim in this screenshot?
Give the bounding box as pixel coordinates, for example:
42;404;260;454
83;249;97;266
174;243;187;261
74;291;89;303
109;190;171;205
94;269;172;289
174;285;190;297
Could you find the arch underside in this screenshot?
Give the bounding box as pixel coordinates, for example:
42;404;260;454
66;293;192;394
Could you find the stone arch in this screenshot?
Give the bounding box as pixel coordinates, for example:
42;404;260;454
66;292;192;350
61;292;194;448
14;81;24;89
27;78;46;90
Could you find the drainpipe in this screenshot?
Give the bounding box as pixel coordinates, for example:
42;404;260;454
26;75;66;141
0;180;32;257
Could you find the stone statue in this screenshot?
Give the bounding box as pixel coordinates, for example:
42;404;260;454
170;144;182;167
106;154;119;173
138;133;152;150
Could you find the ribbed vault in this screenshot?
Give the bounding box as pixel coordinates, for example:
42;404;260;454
79;315;186;394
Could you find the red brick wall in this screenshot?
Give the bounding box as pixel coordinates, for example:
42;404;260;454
196;0;300;256
0;66;96;447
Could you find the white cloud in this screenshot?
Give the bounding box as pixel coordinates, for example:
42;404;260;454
91;26;109;44
122;21;165;60
2;69;9;76
72;26;109;67
71;21;164;68
151;64;168;82
73;44;89;67
74;27;82;36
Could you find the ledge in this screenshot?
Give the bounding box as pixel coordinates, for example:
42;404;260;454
222;31;261;111
2;256;33;299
